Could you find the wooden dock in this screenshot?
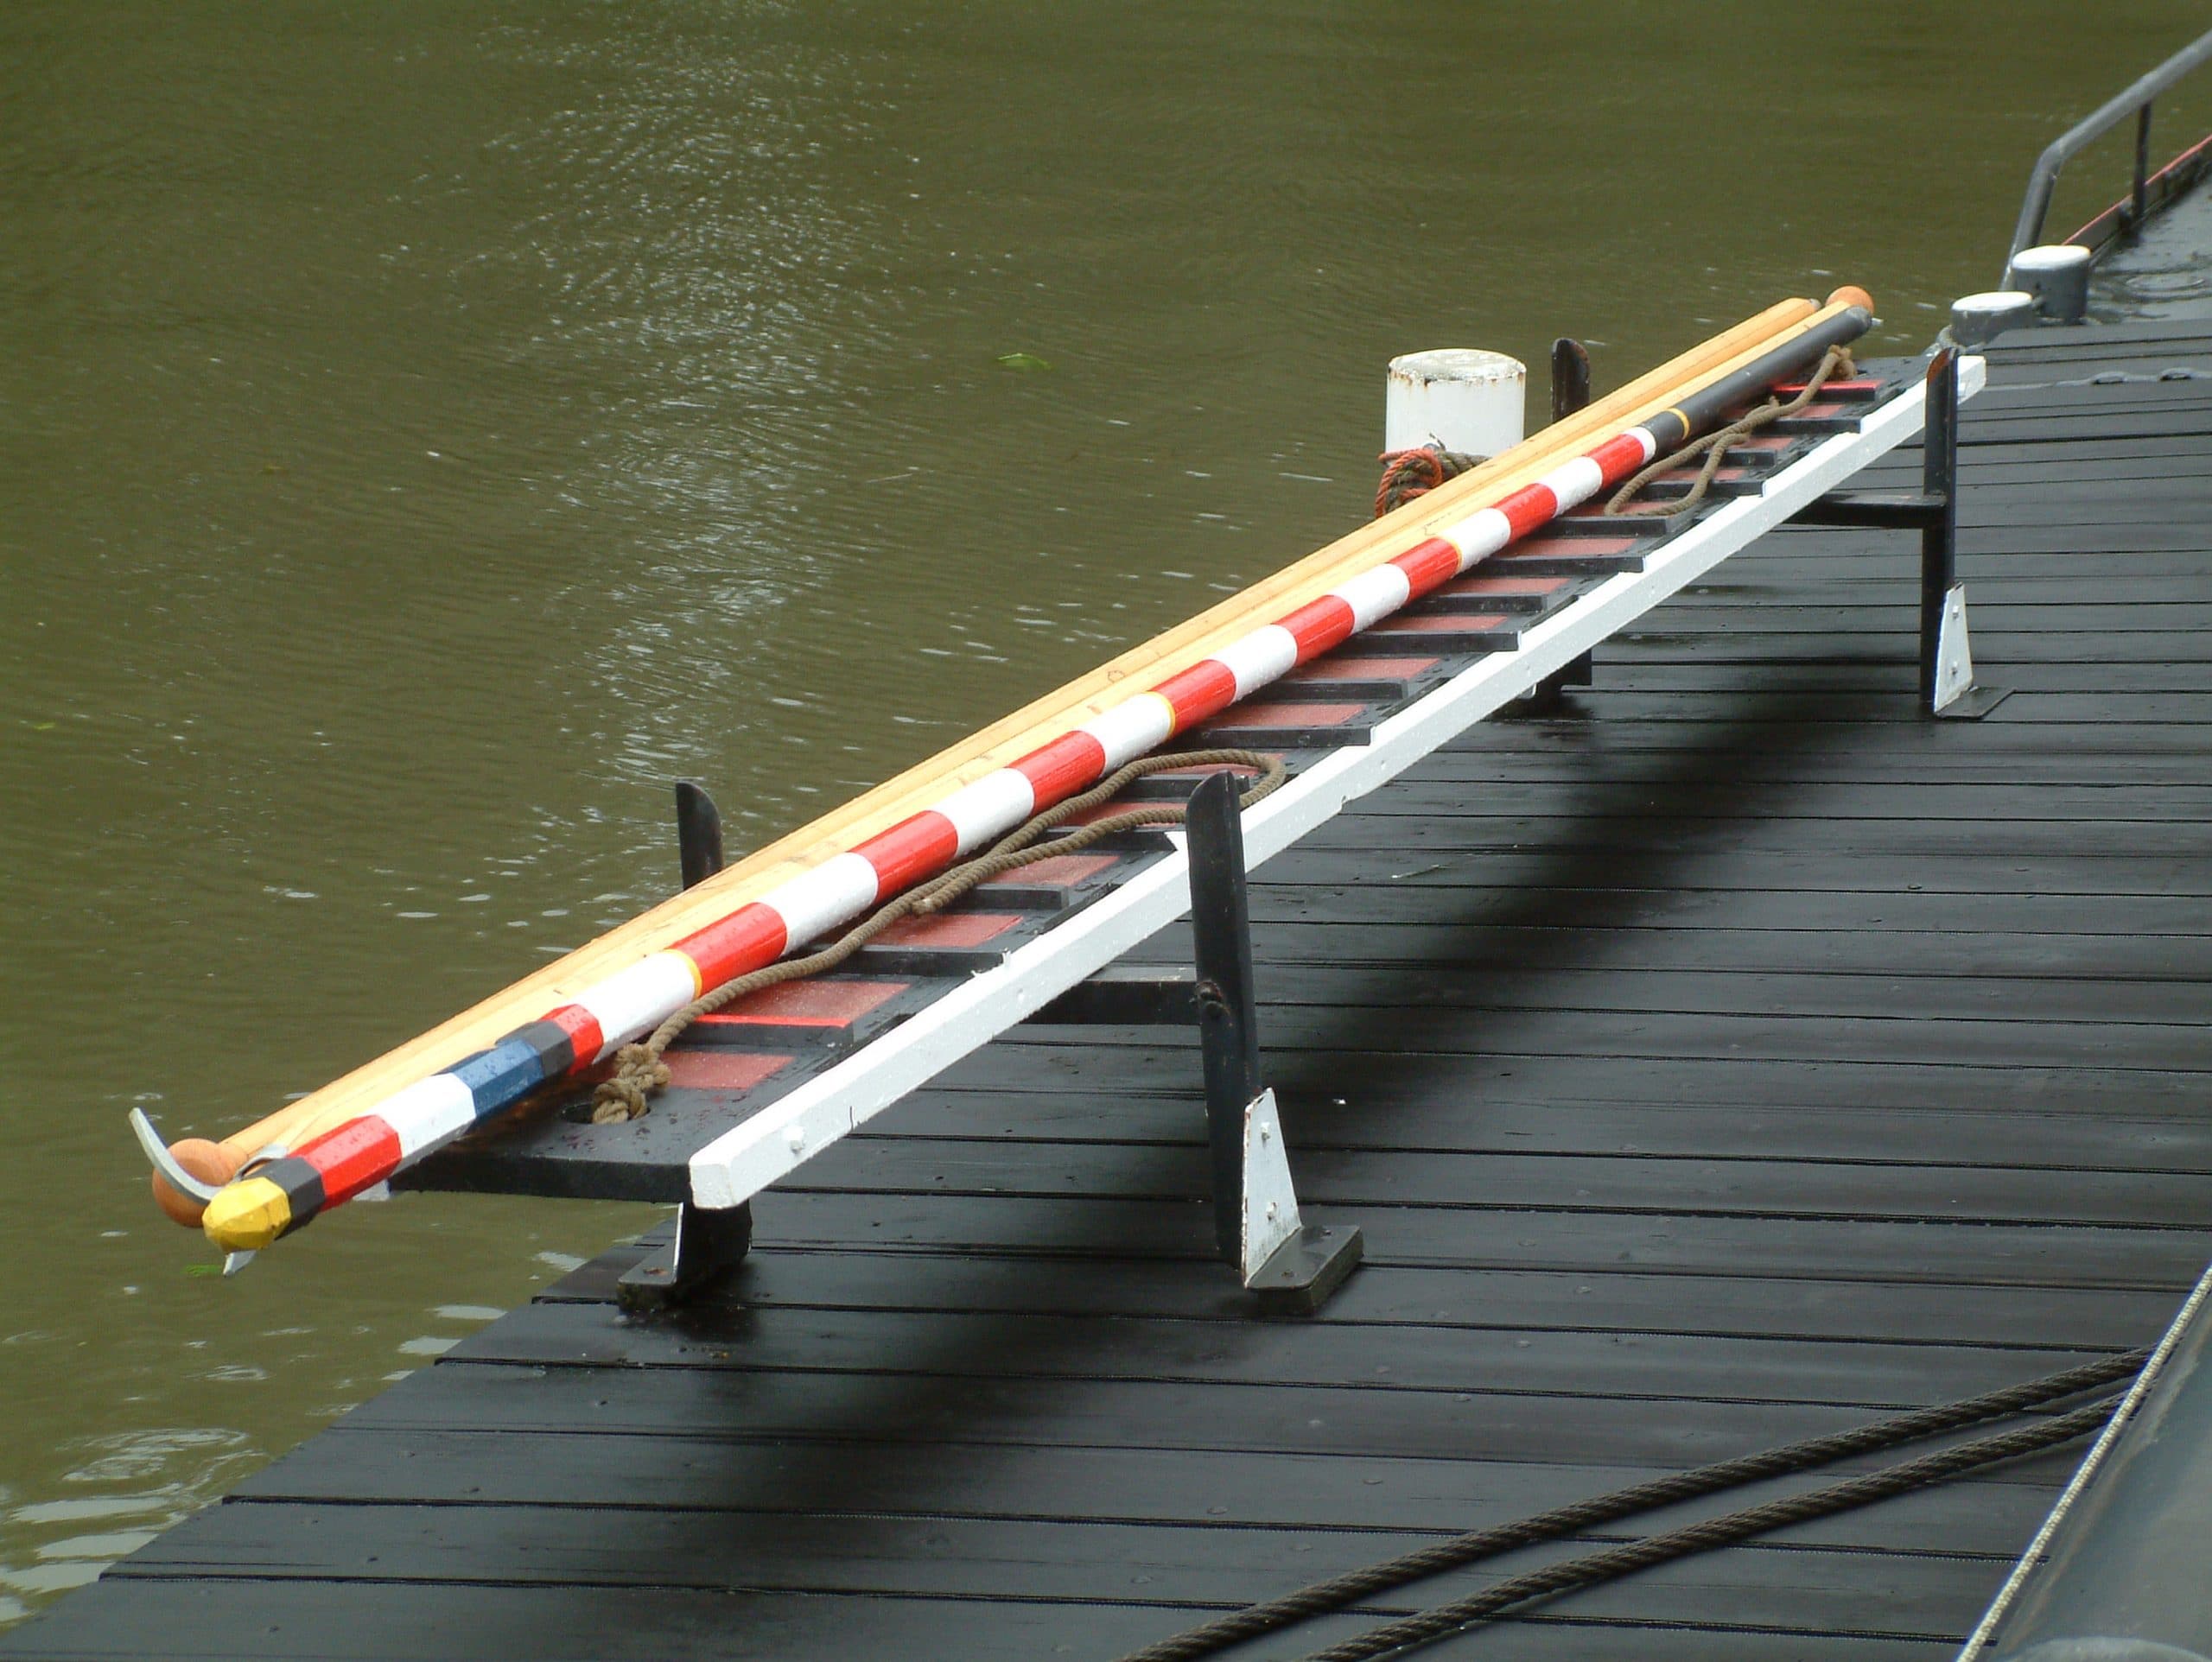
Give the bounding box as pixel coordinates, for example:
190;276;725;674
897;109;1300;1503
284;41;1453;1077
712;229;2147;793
10;314;2212;1659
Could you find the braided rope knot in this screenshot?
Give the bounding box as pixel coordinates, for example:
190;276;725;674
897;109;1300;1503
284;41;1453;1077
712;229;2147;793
1373;445;1485;517
591;1045;671;1124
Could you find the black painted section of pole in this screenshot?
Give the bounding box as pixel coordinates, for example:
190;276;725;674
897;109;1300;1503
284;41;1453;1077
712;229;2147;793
1646;305;1875;453
675;781;725;891
1920;350;1960;714
1187;771;1262;1269
1549;337;1592;425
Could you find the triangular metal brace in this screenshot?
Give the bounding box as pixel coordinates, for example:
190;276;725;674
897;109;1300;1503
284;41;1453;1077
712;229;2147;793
1238;1088;1302;1282
1930;585;2010;719
1932;585;1975;711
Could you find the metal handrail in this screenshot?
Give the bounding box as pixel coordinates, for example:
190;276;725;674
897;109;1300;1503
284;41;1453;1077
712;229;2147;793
2008;26;2212;267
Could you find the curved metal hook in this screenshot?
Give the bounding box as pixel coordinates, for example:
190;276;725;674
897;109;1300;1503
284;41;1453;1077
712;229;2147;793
234;1143;289;1178
127;1109;223;1204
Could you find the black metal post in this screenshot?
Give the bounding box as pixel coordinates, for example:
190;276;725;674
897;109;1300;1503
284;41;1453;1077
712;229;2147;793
1920;350;1960;714
1549;336;1592;427
2133;102;2154;229
675;781;725;891
616;1198;753;1315
1186;771;1262;1269
612;779;750;1316
1529;339;1597;705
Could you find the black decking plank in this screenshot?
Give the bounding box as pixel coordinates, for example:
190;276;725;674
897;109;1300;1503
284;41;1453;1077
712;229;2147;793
751;1190;2210;1290
443;1297;2107;1410
1521;688;2212;722
0;1576;1959;1661
353;1356;2117;1473
1319;777;2212;822
1096;958;2212;1026
945;1041;2212;1135
1399;749;2212;785
546;1242;2177;1350
996;1004;2212;1072
1590;663;2212;695
1243;882;2212;935
772;1133;2212;1232
106;1498;2030;1645
886;1082;2212;1178
1297;814;2212;863
1427;720;2212;758
1251;844;2212;898
233;1420;2071;1559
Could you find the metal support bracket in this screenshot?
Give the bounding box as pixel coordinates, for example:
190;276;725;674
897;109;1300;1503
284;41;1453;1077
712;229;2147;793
616;780;754;1313
617;1200;753;1314
1794;350;2008;720
1186;771;1362;1316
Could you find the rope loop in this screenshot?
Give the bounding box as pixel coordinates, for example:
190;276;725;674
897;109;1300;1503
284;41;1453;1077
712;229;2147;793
1373;446;1485;518
591;748;1287;1124
1603;344;1856;520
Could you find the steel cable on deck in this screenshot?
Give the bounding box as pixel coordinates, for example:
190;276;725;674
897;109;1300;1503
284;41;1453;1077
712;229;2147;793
1115;1346;2147;1662
591;748;1287;1123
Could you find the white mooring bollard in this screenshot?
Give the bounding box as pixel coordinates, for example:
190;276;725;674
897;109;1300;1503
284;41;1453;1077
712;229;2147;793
1384;348;1526;457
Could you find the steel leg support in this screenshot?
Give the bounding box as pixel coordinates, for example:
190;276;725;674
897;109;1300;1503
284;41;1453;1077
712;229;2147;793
1185;772;1361;1316
1919;350;2007;720
617;1200;754;1314
620;779;751;1314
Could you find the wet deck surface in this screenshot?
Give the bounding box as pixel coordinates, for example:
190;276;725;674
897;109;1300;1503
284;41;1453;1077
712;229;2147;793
11;315;2212;1659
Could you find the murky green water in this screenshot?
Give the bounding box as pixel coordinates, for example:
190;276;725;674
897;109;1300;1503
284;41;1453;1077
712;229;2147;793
3;0;2207;1623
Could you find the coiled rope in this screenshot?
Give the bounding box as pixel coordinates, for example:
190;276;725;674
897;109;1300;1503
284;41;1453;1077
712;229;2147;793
591;748;1287;1123
1601;344;1856;520
1115;1345;2147;1662
1373;447;1487;517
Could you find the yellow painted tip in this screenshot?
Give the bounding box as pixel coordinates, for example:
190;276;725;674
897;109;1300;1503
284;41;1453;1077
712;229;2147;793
202;1176;293;1253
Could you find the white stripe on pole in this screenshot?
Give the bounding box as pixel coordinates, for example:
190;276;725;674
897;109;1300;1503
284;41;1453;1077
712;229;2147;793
1080;692;1177;767
937;770;1036;853
388;1074;480;1157
1337;563;1413;629
766;852;882;945
574;952;702;1058
1215;625;1300;698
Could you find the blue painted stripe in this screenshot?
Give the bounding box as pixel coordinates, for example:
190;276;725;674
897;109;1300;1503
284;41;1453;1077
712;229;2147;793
448;1037;554;1126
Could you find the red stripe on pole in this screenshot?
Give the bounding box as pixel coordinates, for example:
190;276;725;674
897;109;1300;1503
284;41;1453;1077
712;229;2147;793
1277;594;1357;661
546;1004;607;1074
1588;432;1652;480
853;811;959;894
1390;536;1464;599
676;903;789;992
1152;660;1237;731
1497;485;1557;539
300;1114;404;1205
1012;730;1108;801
